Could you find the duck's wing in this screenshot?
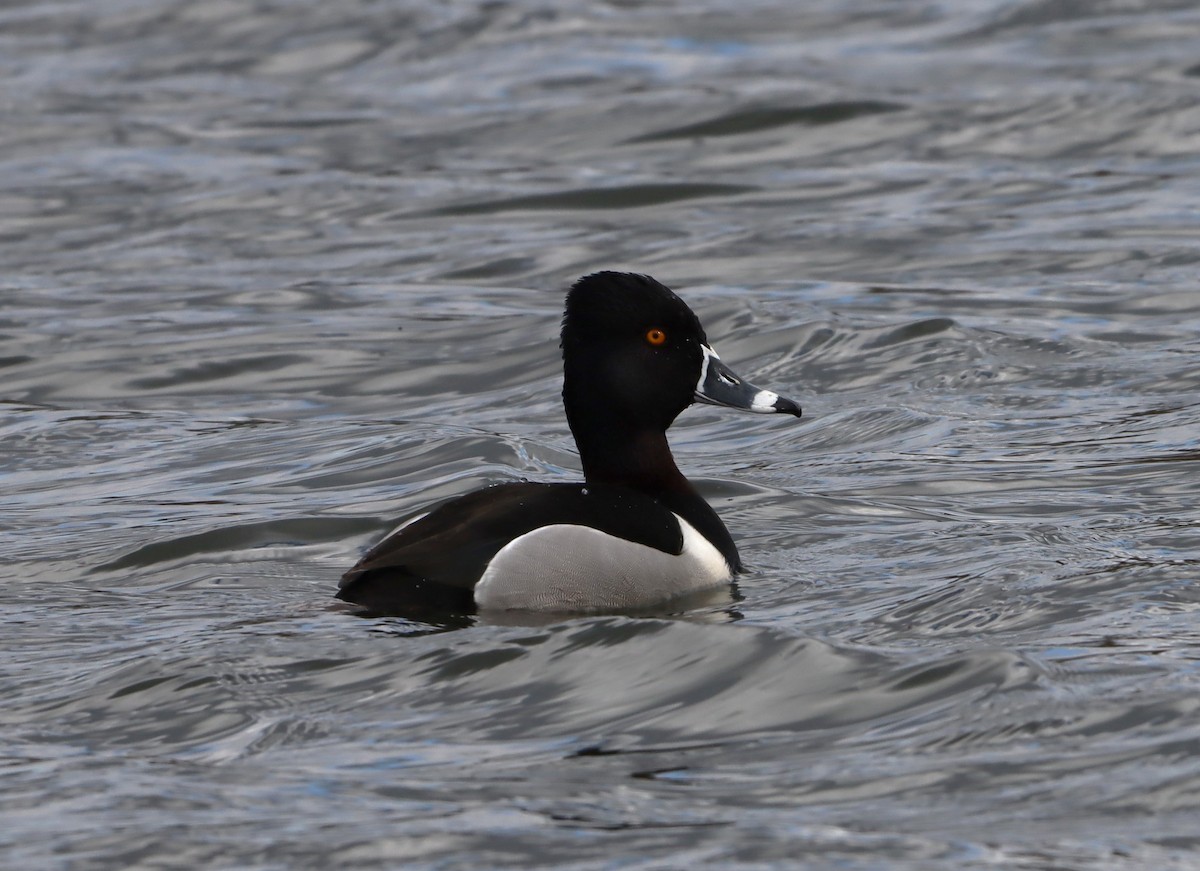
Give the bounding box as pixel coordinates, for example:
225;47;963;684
336;482;682;614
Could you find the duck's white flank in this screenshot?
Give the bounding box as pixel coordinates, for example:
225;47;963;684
474;513;731;612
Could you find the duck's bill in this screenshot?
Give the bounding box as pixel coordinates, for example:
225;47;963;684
694;345;802;417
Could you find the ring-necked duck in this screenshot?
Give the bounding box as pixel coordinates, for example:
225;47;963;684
337;271;801;616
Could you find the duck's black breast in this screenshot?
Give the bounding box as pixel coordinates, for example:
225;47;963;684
336;481;687;614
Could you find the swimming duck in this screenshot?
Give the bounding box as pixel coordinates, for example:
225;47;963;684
337;271;801;615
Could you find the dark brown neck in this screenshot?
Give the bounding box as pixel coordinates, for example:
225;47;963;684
570;418;693;497
566;402;741;571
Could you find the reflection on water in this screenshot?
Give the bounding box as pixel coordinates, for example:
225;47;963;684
3;0;1200;868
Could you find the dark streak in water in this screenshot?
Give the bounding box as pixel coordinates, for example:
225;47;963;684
627;101;906;143
424;183;760;216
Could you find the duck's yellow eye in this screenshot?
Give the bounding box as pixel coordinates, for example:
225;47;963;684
646;328;667;346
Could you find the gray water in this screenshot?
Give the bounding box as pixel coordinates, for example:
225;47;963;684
4;1;1200;868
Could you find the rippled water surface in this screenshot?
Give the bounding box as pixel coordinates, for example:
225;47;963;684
4;1;1200;868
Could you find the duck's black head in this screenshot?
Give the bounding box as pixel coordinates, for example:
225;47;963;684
562;272;710;432
560;272;800;488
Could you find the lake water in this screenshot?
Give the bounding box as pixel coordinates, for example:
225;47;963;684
4;1;1200;868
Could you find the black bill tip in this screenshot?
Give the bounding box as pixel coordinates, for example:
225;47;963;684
773;395;802;418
